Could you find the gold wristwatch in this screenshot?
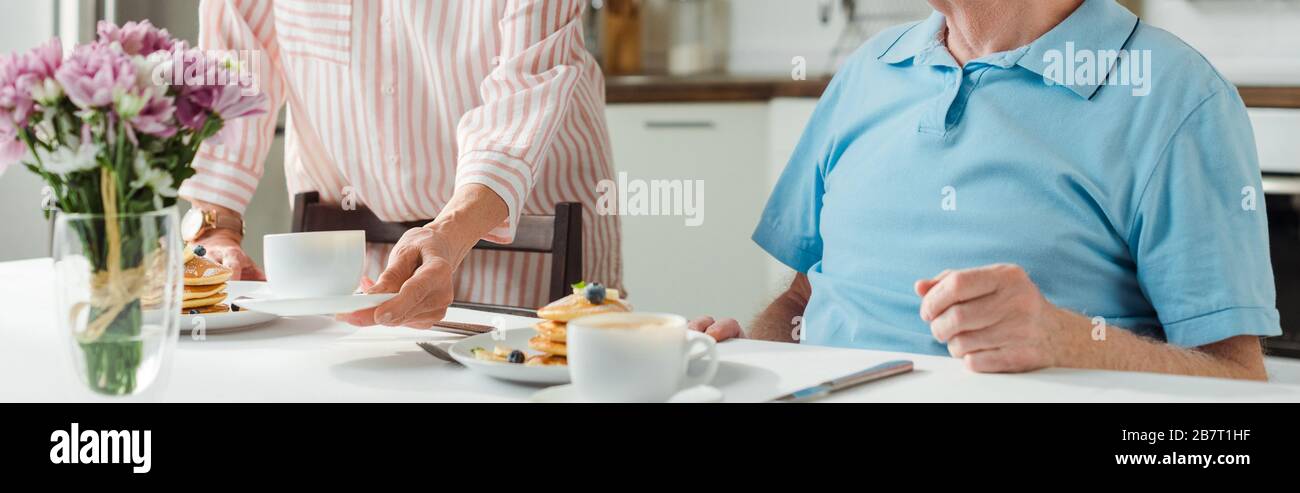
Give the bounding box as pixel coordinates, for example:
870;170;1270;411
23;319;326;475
181;206;245;242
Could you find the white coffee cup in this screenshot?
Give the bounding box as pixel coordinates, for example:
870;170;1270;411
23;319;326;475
567;312;719;403
262;230;365;299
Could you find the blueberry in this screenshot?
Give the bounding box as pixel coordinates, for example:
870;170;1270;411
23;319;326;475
231;305;240;312
188;309;200;315
583;282;606;304
507;350;525;364
193;245;206;257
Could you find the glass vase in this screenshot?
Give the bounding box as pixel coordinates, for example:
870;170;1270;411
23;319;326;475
51;207;182;396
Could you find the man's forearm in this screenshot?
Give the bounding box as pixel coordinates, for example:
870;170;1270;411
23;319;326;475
748;274;811;342
1051;308;1267;380
425;183;510;265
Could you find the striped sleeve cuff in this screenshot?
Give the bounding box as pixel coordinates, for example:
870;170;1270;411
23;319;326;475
176;152;261;215
455;150;536;244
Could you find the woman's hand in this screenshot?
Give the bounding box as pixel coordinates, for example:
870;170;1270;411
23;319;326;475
337;226;457;328
193;229;265;281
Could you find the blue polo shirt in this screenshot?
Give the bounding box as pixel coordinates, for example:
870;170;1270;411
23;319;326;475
753;0;1280;356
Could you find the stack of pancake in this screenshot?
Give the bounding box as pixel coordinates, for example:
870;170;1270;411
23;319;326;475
530;286;631;366
182;245;233;314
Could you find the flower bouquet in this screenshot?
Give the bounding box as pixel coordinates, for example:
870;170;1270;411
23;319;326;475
0;21;267;395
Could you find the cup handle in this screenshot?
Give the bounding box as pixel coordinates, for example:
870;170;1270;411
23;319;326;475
682;331;719;389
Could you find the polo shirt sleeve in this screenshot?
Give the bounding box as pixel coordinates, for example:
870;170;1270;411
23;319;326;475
1129;88;1281;348
751;71;853;273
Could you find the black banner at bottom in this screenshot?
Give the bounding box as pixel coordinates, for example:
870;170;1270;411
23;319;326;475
3;403;1294;481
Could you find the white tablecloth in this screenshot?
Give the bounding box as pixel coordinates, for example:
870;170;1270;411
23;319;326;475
2;258;1298;402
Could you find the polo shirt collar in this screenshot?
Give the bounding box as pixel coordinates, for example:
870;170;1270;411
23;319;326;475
1018;0;1140;99
876;0;1140;100
876;11;947;65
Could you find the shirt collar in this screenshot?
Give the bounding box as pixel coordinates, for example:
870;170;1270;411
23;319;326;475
1018;0;1140;99
876;0;1140;100
876;11;947;65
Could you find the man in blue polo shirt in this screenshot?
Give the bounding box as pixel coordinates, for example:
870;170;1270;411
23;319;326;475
688;0;1279;379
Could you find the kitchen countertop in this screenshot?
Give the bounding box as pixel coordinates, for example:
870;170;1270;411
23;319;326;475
3;257;1299;403
606;74;1300;108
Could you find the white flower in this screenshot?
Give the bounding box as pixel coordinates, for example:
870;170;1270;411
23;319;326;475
37;142;101;175
114;88;147;120
129;153;176;208
29;78;63;105
133;53;171;92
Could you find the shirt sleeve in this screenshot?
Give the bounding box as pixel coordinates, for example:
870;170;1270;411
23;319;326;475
751;70;852;273
177;0;287;214
1129;88;1281;347
455;0;589;243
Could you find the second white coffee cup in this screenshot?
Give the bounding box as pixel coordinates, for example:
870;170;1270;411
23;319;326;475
263;230;365;299
566;312;719;403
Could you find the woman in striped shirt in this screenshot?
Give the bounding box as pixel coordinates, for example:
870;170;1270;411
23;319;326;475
180;0;622;328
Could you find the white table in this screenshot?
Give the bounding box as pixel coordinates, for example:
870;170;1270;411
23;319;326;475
3;258;1299;403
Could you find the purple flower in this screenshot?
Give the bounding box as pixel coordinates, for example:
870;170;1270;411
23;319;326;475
0;54;34;130
54;43;135;109
127;89;177;138
175;51;267;131
0;38;63;131
23;38;63;79
97;20;177;56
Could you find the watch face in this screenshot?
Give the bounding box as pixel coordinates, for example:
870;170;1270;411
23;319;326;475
181;208;204;240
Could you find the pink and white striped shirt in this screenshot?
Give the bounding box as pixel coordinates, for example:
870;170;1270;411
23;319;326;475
179;0;622;309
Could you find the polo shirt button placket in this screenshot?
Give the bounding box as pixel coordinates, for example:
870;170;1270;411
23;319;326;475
921;67;963;137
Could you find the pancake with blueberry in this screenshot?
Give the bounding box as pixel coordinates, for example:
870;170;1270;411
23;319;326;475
184;245;232;286
535;282;630;322
180;245;231;314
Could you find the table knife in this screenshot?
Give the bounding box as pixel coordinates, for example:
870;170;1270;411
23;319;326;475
770;359;914;403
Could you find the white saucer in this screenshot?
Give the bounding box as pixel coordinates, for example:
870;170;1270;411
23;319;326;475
233;293;397;317
449;328;570;385
531;384;724;403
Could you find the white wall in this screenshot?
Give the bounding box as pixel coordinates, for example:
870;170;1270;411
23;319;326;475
1141;0;1300;84
699;0;1300;82
640;0;931;76
721;0;929;75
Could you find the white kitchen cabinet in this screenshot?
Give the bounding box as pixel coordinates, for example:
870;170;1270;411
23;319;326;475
605;102;773;320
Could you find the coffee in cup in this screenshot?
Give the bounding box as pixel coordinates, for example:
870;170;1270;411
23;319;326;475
566;312;719;402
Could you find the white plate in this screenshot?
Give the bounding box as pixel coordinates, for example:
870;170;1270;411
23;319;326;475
449;328;570;385
176;281;278;334
233;293;396;317
180;309;277;334
531;384;724;403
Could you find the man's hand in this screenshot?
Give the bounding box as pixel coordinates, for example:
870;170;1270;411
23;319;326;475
194;229;266;281
337;226;457;328
915;263;1063;373
688;316;744;342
